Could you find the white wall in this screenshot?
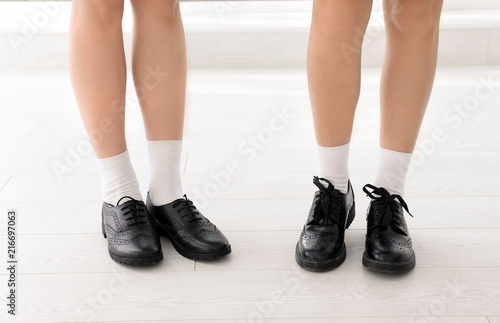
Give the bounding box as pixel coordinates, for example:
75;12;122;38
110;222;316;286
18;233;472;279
1;1;499;70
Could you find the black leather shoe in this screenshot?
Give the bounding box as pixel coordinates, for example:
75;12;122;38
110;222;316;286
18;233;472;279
102;197;163;265
362;184;416;273
295;176;355;271
146;193;231;260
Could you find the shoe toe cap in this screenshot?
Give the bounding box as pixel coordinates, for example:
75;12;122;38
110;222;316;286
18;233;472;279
111;234;162;258
367;238;414;263
195;231;231;253
298;234;342;262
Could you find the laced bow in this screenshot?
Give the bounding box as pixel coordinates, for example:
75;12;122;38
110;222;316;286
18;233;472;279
363;184;413;233
312;176;343;226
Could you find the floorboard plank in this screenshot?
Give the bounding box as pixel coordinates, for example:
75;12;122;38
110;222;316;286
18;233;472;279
0;170;498;204
0;196;498;236
88;318;490;323
3;228;498;275
0;268;498;322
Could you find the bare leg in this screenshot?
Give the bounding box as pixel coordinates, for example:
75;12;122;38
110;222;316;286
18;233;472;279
130;0;186;140
380;0;443;152
68;0;160;266
308;0;373;147
69;0;127;158
361;1;443;275
128;1;231;259
296;1;373;272
129;0;186;205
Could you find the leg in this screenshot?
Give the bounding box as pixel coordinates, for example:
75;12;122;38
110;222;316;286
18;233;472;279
69;0;127;158
69;0;142;205
374;0;443;196
380;0;443;153
308;0;372;193
130;0;186;141
295;0;372;272
308;0;373;147
130;0;186;206
130;0;231;261
69;0;162;265
363;0;443;274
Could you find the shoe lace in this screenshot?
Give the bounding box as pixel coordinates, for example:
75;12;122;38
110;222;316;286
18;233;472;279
172;195;202;223
312;176;343;226
117;196;147;227
362;184;413;235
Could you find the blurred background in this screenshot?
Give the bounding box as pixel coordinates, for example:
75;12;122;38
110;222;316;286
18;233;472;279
1;0;500;69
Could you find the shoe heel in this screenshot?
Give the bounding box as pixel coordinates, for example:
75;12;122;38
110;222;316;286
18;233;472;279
102;222;107;238
345;202;356;229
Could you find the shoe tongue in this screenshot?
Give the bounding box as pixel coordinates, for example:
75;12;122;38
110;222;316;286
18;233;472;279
172;197;188;204
309;213;338;227
307;221;339;234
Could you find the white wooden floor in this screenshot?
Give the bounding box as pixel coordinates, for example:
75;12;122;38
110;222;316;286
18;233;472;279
0;66;499;323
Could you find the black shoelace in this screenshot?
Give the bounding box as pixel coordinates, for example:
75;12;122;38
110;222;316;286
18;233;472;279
172;195;202;223
117;196;147;227
312;176;343;226
363;184;413;234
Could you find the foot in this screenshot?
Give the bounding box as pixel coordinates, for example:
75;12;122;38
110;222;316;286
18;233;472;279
146;193;231;260
295;176;355;271
102;197;163;265
362;184;416;274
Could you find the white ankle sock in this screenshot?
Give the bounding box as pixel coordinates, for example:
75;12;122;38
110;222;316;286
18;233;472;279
96;150;142;206
317;142;350;193
373;148;413;197
147;139;183;206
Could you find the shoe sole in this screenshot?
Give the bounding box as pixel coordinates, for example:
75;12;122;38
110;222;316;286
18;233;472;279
151;217;232;260
294;201;356;272
170;242;232;261
362;252;416;274
102;222;163;266
108;249;164;266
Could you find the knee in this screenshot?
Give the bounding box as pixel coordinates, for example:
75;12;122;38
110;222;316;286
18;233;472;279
312;0;372;32
385;0;443;37
73;0;124;26
130;0;180;21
